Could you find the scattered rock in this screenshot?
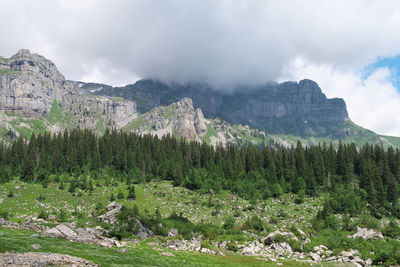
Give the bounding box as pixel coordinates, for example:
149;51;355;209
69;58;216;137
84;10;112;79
168;228;179;237
271;242;292;256
0;252;97;266
350;226;384;240
30;233;40;238
263;230;299;246
308;252;320;262
118;248;127;253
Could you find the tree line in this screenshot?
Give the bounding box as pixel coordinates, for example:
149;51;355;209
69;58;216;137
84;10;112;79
0;128;399;217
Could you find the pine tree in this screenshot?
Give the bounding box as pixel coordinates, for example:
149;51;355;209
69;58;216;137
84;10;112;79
127;185;136;200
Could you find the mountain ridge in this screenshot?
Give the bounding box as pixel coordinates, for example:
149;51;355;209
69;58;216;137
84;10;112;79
0;49;399;148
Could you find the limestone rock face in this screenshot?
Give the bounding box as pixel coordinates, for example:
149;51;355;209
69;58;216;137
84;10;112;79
194;108;207;136
124;98;206;139
0;49;73;117
90;78;350;137
0;49;138;138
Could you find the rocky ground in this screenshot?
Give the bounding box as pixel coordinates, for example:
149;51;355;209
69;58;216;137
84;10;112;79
0;252;97;266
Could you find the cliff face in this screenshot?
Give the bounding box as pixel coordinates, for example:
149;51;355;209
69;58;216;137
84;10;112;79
89;79;349;137
0;49;73;117
0;50;137;136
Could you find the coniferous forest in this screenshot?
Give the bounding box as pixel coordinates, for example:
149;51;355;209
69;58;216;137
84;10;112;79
2;128;399;219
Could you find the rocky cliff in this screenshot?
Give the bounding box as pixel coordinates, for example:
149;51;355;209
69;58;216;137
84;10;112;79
85;79;349;137
0;50;138;137
123;98;268;147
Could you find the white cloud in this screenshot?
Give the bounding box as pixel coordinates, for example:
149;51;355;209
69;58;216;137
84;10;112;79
281;58;400;136
0;0;400;135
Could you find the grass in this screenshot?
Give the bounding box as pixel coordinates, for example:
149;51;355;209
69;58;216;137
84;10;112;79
46;100;63;124
0;228;310;266
0;69;19;75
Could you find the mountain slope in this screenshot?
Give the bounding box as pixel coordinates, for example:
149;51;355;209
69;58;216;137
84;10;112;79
123;97;268;147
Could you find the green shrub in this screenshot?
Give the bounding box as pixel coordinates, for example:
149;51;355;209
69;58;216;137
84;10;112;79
38;209;48;220
227;241;238;252
382;220;400;238
0;210;9;219
223;216;235;230
117;189;124;199
356;214;381;230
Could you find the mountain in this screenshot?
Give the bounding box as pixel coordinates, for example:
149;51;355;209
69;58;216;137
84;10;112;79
80;78;400;148
0;50;267;147
0;49;399;148
0;49;138;139
123;97;267;147
80;79;348;137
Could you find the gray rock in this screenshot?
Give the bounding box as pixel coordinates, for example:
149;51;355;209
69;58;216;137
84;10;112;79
30;233;40;238
263;230;299;246
271;242;292;256
350;226;384;240
55;224;77;237
31;244;41;250
168;228;179;237
134;218;153;239
309;252;321;262
98;202;122;224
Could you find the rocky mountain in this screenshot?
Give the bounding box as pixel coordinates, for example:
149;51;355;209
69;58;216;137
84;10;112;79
0;49;399;148
123;97;267;147
0;50;267;147
81;79;348;137
0;49;138;138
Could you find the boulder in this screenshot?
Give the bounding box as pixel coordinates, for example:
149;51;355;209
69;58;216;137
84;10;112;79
263;230;299;246
55;224;77;237
134;218;153;239
308;252;321;262
271;242;292;256
350;226;384;240
98;202;122;224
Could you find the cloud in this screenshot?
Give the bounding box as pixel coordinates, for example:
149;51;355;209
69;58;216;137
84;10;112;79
281;58;400;136
0;0;400;134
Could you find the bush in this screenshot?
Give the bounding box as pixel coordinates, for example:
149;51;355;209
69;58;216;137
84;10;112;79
38;209;48;220
0;210;9;219
37;193;46;202
382;220;400;238
244;215;264;231
356;214;381;230
58;209;68;222
117;189;124;199
227;241;238;252
223;216;235;230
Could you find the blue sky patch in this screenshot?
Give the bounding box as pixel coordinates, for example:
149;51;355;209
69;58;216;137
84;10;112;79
362;55;400;90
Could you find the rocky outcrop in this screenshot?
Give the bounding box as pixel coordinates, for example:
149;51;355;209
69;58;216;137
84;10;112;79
123;98;207;139
98;201;122;224
0;49;74;117
43;223;124;248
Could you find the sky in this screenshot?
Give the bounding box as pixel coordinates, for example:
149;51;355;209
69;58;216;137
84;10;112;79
1;0;400;136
